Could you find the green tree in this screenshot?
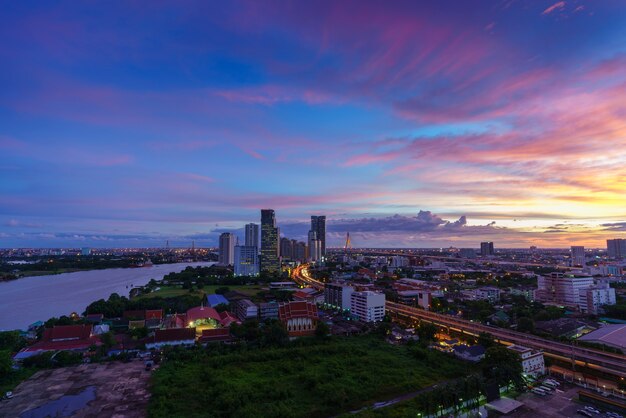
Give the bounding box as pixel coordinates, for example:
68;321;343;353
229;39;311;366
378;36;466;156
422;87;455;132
417;323;437;343
0;331;26;352
481;346;524;390
315;321;330;340
517;317;535;333
260;320;289;347
477;332;496;348
0;350;13;378
215;286;230;295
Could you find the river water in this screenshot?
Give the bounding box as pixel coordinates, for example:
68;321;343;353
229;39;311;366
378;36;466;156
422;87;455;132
0;262;214;331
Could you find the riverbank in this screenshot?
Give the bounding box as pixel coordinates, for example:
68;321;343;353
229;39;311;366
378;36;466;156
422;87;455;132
0;262;214;331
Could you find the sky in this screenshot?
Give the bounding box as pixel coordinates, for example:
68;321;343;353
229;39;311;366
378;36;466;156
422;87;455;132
1;0;626;248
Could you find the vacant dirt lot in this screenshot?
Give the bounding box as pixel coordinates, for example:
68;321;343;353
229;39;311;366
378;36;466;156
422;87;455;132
0;360;151;418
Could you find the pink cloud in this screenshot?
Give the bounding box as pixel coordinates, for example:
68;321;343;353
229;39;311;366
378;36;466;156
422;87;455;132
542;1;566;15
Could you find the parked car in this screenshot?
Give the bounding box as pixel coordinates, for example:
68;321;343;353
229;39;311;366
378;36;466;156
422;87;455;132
4;391;13;400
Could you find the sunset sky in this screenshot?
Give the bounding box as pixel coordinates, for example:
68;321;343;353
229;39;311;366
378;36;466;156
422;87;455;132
1;0;625;248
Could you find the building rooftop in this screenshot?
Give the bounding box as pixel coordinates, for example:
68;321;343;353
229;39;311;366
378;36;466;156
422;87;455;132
206;294;229;307
578;324;626;350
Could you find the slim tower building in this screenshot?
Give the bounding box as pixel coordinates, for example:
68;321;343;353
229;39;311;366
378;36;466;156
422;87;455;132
480;242;494;256
218;232;236;265
571;246;585;267
260;209;280;274
245;223;260;248
311;215;326;257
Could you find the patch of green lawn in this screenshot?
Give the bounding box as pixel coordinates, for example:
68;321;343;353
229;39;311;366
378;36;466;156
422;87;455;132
149;337;471;418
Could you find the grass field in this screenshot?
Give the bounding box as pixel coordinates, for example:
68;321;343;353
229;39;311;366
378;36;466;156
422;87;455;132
148;337;470;418
135;284;266;301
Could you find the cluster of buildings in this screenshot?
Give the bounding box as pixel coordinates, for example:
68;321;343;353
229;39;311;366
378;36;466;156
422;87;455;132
536;272;616;314
13;294;325;360
217;210;327;276
323;282;386;322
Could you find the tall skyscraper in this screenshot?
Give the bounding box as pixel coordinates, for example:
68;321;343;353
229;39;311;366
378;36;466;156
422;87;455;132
234;245;259;276
280;237;294;260
607;239;626;259
294;241;307;262
308;230;321;262
245;223;259;248
218;232;236;265
260;209;280;274
311;215;326;257
571;246;585;267
480;242;494;256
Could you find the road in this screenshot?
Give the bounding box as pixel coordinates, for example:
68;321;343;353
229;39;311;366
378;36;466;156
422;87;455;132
292;264;626;382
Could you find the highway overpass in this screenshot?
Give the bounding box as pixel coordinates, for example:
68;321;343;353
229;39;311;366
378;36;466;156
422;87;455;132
292;264;626;380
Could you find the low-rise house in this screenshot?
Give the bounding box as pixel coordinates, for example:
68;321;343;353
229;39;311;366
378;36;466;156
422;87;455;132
199;328;232;344
85;313;104;323
123;310;146;320
145;309;163;320
14;324;101;360
453;344;486;362
146;328;196;349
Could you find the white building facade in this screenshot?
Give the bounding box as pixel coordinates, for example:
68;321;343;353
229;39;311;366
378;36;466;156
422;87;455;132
350;291;385;322
218;232;237;266
507;345;545;377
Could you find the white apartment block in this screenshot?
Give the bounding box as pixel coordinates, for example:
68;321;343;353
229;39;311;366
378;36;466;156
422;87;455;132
350;291;385;322
578;284;617;314
507;345;545;377
234;299;258;322
475;287;501;303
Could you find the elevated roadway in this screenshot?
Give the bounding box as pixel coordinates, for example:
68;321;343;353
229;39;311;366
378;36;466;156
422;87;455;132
292;264;626;380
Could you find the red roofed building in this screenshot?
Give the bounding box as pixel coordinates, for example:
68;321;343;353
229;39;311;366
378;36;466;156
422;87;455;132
146;328;196;349
123;310;145;320
186;306;222;324
218;311;239;327
199;328;231;344
14;324;101;360
278;301;318;337
293;290;315;302
145;309;163;320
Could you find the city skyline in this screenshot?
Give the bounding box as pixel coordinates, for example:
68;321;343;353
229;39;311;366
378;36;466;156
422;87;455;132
1;1;626;248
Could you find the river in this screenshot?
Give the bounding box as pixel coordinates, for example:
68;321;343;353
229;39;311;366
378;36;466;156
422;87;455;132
0;262;214;331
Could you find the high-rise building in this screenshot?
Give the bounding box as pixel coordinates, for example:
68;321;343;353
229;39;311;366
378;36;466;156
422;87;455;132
480;242;494;256
234;245;259;276
245;223;259;248
308;230;321;262
311;215;326;257
607;239;626;259
280;237;294;260
294;241;307;262
571;246;585;267
260;209;280;274
218;232;236;265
